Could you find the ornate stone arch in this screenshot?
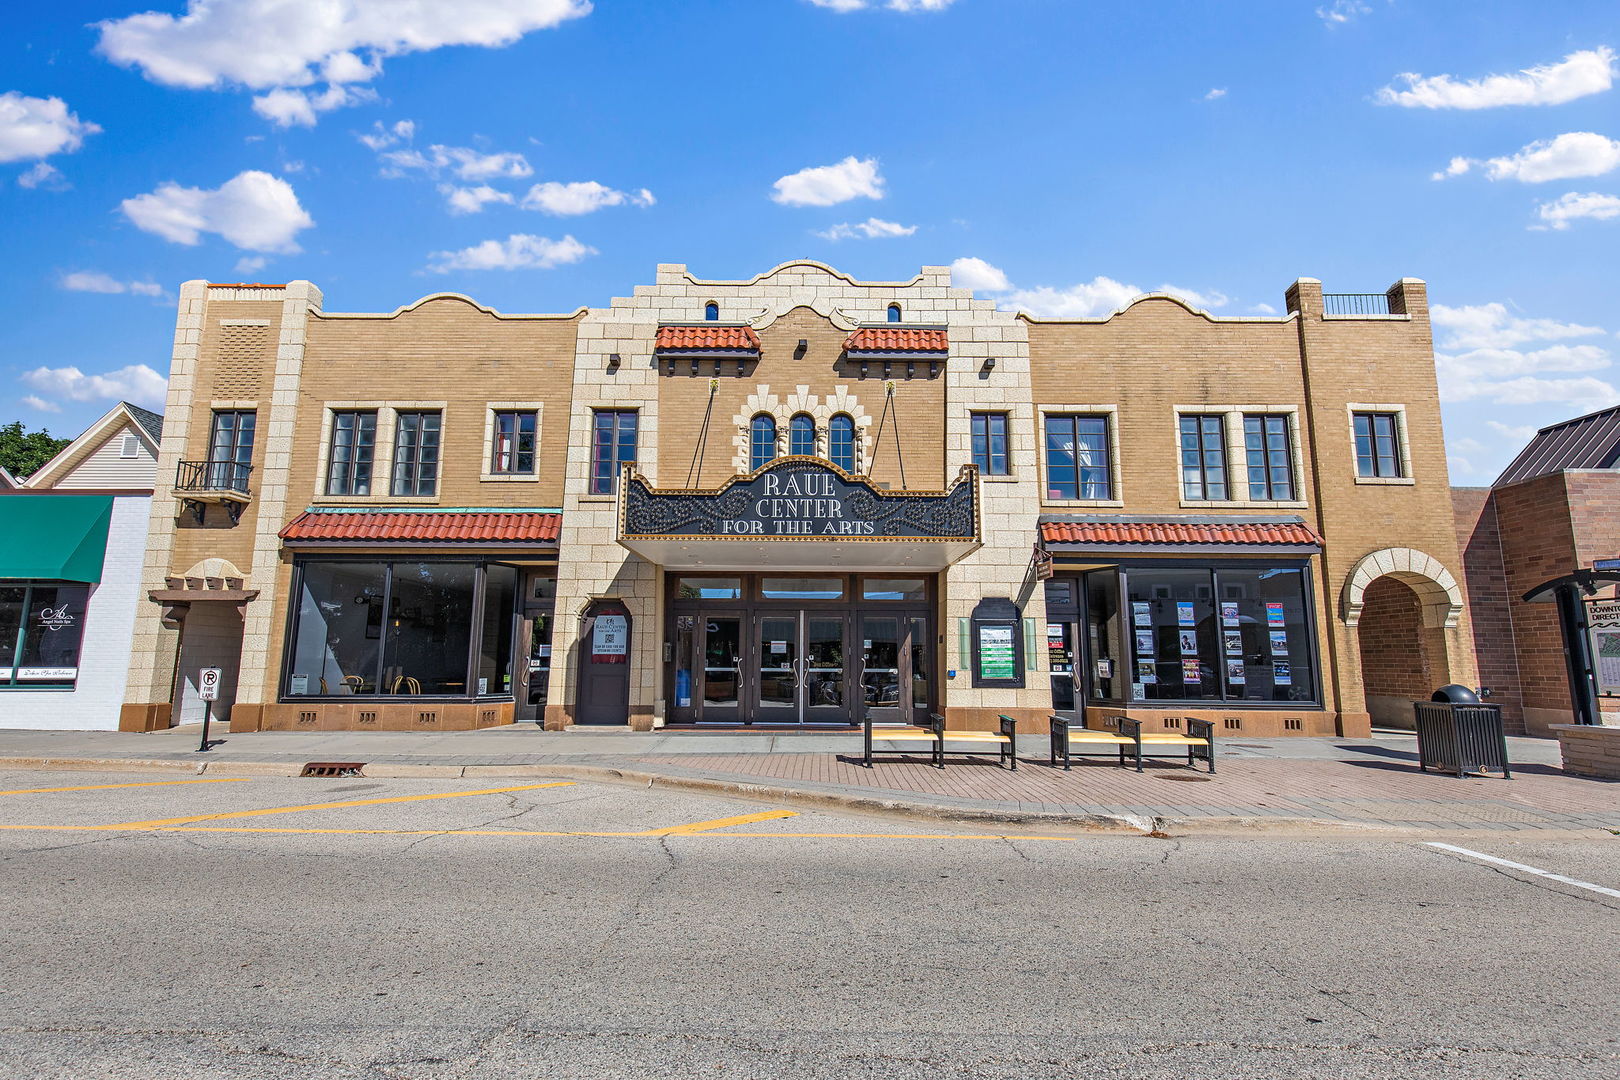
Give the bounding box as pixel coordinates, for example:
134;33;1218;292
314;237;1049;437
731;385;874;473
1342;547;1463;629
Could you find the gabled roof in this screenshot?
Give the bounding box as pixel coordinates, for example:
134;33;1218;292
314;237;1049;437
21;401;163;490
654;324;761;352
281;509;562;545
844;326;949;354
1494;405;1620;488
124;402;164;443
0;465;16;490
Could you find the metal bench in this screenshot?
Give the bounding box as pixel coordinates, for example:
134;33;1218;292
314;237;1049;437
1048;714;1216;773
862;713;1018;769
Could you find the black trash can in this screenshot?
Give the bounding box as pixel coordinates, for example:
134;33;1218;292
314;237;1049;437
1412;686;1511;779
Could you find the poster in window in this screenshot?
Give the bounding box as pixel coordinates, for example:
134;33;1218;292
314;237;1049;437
1223;630;1242;656
1177;630;1198;656
1266;602;1286;627
1226;659;1246;684
1269;630;1289;657
592;614;628;663
977;624;1017;680
1221;601;1239;627
1273;659;1292;686
1135;660;1157;685
1586;599;1620;694
1181;659;1202;684
1132;601;1151;628
1134;630;1154;656
1177;601;1196;627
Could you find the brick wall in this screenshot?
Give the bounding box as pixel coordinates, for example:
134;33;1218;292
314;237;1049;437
1356;576;1430;726
1490;473;1577;732
1453;486;1524;731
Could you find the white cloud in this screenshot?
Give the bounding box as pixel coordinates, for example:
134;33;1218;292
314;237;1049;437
1159;284;1229;310
1485;419;1540;444
1439;133;1620;184
119;170;314;252
17;161;65;189
233;255;268;276
1250;303;1278;315
1377;47;1616;109
20;395;61;414
443;183;516;215
20;363;168;408
1434;300;1614;407
382;143;533;180
1204;87;1227;101
95;0;592;125
771;156;884;207
0;92;100;163
520;180;655;215
1536;191;1620;230
358;118;415;151
1432;302;1604;350
949;257;1011;292
1317;1;1370;26
1441;372;1620;407
60;271;163;296
817;217;917;240
426;233;593;273
1002;277;1144;318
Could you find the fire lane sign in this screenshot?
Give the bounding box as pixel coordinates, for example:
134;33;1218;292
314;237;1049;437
199;667;222;702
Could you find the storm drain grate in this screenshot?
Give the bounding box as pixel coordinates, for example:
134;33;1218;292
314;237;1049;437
300;761;366;777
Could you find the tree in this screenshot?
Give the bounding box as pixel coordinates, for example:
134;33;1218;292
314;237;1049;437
0;421;71;481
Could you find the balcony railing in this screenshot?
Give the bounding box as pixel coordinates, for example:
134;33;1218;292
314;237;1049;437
1323;292;1405;316
177;460;253;495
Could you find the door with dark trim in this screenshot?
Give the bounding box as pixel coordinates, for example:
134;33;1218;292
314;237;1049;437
576;601;630;725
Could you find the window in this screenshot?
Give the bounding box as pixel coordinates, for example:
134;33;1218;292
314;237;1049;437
1179;415;1228;501
704;301;719;321
749;414;777;471
676;577;743;600
861;578;927;601
590;409;638;494
1243;414;1294;500
1353;412;1403;478
887;303;901;323
0;584;90;688
391;411;441;497
490;410;536;476
325;411;376;496
1045;414;1111;500
207;410;255;491
971;412;1009;476
789;413;816;457
829;413;856;472
760;577;845;600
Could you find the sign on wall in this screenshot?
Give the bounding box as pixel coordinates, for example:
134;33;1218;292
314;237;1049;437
1586;599;1620;695
592;613;629;664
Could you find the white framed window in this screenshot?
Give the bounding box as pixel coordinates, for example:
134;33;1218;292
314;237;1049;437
1347;404;1414;484
1172;406;1307;508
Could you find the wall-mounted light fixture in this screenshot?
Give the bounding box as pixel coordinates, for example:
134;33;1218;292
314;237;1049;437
607;353;621;371
982;356;997;372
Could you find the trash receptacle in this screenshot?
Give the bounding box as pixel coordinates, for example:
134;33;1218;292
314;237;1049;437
1412;686;1511;779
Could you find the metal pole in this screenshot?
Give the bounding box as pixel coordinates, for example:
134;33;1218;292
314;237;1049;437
1556;584;1598;726
197;699;212;752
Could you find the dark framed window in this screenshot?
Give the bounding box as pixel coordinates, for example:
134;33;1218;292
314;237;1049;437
207;410;255;491
749;414;777;471
971;412;1009;476
1243;414;1294;500
887;303;901;323
0;583;90;688
704;301;719;321
392;411;441;497
1044;414;1111;500
490;410;537;475
590;409;638;494
829;413;856;472
1353;412;1403;478
326;411;376;496
283;559;521;699
789;413;816;457
1179;415;1227;501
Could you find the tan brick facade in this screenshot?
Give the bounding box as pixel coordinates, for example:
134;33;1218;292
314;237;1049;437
122;263;1472;738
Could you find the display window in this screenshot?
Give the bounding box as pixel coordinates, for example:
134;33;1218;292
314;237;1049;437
0;583;91;688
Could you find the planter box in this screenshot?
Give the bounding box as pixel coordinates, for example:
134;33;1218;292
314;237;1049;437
1550;724;1620;779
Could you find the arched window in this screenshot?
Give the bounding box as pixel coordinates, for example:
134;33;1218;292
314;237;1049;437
749;414;777;470
828;413;856;472
704;301;719;321
789;413;816;457
886;303;901;323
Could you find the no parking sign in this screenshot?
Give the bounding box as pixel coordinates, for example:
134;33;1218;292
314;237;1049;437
199;667;221;702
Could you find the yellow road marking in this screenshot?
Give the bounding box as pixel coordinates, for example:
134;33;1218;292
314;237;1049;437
0;822;1085;841
639;809;798;835
103;782;574;829
0;778;250;797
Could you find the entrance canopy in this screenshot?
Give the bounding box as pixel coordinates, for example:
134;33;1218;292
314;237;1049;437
618;459;980;571
0;494;113;582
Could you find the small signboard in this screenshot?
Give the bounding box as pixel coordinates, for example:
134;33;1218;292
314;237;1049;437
198;667;222;702
1585;599;1620;695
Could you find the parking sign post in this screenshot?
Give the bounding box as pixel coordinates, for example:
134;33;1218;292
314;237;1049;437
197;667;222;752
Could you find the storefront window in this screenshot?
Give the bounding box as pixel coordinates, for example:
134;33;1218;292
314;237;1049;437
1085;570;1121;701
1127;569;1221;701
0;584;90;687
0;587;25;680
477;565;517;697
760;577;844;600
676;577;742;600
382;564;476;695
861;578;926;601
287;562;387;695
1213;567;1317;702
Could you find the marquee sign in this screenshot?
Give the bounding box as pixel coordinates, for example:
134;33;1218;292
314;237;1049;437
620;458;979;543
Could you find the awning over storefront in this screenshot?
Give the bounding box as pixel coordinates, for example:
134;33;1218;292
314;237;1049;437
1040;515;1322;557
0;494;113;582
280;509;561;548
619;459;981;571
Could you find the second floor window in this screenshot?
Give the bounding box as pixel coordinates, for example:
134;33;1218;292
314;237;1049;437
591;409;638;494
1353;412;1403;478
1180;414;1228;501
829;413;856;472
971;412;1009;476
1244;414;1294;500
750;414;777;471
490;411;537;475
789;413;816;457
326;411;376;496
1045;414;1111;500
392;411;441;497
207;410;255;491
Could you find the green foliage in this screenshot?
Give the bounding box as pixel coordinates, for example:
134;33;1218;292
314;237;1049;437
0;420;71;481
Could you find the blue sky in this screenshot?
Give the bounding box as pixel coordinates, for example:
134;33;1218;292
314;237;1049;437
2;0;1617;484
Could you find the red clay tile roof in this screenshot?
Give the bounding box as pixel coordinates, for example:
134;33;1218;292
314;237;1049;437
845;327;949;353
1040;520;1322;546
655;325;761;351
281;511;561;544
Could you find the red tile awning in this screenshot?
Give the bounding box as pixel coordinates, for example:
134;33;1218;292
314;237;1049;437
281;511;561;545
655;325;761;352
1040;520;1322;547
844;327;949;354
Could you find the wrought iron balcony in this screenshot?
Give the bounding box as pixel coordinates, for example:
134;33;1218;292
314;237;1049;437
175;460;253;523
1323;292;1406;317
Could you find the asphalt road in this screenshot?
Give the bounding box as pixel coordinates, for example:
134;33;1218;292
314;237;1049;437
0;770;1616;1079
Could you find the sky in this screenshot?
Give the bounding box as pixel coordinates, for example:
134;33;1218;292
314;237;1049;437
1;0;1617;484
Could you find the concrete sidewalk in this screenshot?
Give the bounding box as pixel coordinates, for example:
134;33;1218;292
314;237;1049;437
0;725;1612;835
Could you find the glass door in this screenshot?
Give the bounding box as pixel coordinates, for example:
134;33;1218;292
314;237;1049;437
803;615;849;724
700;615;742;723
907;615;934;725
754;614;799;724
1047;620;1078;718
860;615;902;724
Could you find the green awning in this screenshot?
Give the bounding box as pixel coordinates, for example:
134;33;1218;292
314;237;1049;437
0;495;114;582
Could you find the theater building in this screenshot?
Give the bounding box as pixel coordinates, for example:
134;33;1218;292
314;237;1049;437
118;261;1474;739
